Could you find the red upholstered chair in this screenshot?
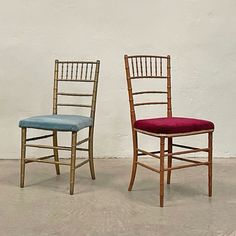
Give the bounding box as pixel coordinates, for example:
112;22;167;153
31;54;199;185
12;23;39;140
124;54;214;207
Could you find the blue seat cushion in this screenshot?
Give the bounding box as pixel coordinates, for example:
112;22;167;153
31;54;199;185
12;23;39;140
19;115;93;132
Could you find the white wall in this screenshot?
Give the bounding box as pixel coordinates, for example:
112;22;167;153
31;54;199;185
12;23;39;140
0;0;235;159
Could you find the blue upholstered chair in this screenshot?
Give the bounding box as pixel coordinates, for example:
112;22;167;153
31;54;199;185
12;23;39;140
19;60;100;194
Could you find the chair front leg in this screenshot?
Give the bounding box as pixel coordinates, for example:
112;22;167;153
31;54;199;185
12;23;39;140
88;127;95;180
70;131;77;195
208;132;213;197
20;128;27;188
160;137;165;207
53;131;60;175
128;130;138;191
167;137;173;184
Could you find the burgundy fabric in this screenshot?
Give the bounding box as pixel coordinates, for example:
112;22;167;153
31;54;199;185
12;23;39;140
134;117;214;134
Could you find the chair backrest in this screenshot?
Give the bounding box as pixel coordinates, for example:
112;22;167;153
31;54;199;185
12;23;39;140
52;60;100;121
124;54;172;125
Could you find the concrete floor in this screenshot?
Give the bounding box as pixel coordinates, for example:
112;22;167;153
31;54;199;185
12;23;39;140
0;158;236;236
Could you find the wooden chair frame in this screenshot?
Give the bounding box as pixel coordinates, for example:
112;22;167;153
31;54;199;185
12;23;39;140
20;59;100;194
124;54;213;207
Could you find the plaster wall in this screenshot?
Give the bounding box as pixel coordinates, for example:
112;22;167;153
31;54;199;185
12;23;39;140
0;0;235;158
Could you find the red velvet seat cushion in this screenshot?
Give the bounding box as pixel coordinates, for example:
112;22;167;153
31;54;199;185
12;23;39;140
134;117;214;134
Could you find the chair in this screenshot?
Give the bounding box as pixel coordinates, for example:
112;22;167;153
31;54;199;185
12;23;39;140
124;54;214;207
19;59;100;194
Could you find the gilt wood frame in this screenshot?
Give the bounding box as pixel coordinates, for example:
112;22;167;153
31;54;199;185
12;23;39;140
20;60;100;194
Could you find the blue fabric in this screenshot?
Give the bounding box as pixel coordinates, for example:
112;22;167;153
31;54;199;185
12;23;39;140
19;115;93;132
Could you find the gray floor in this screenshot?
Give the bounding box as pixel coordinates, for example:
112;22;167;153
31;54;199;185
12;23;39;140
0;158;236;236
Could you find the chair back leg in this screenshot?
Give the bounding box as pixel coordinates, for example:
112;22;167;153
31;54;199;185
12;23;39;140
167;137;173;184
70;132;77;195
52;131;60;175
20;128;27;188
208;132;213;197
88;127;96;180
128;130;138;191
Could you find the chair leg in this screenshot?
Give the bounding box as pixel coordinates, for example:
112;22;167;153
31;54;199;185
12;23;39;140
88;127;95;180
128;130;138;191
167;137;173;184
208;132;213;197
160;137;165;207
70;132;77;195
20;128;27;188
53;131;60;175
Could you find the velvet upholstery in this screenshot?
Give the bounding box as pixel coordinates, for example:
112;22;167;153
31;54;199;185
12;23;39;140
19;115;93;132
134;117;214;134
